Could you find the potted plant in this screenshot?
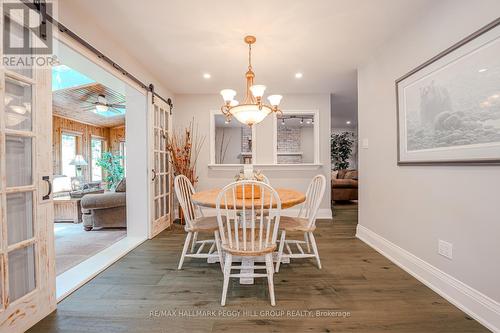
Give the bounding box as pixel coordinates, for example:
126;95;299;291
96;152;125;190
330;131;354;170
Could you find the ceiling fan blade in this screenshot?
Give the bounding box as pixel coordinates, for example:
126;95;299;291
108;107;125;114
107;104;126;109
80;106;97;111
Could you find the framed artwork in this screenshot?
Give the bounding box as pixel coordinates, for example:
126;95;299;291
396;18;500;165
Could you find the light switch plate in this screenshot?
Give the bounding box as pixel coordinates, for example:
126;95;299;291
361;138;369;149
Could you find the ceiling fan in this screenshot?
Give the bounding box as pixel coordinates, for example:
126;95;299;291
92;94;125;113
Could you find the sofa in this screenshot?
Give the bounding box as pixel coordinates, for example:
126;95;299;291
81;178;127;231
331;169;358;202
53;175;104;198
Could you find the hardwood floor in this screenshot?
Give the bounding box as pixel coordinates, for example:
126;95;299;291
29;204;488;333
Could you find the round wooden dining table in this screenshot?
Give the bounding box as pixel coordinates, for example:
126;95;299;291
191;187;306;285
191;188;306;209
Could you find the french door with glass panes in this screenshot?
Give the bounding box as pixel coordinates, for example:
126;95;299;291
0;15;55;333
149;94;172;238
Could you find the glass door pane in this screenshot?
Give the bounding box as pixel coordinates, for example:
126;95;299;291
0;256;3;308
6;135;32;187
5;78;33;131
3;15;33;78
7;192;34;245
8;245;36;302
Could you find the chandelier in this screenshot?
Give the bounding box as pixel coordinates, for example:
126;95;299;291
220;35;283;126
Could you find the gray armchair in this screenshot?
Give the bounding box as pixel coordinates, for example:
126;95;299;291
81;178;126;231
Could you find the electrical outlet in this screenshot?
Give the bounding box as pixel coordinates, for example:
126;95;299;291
438;240;453;260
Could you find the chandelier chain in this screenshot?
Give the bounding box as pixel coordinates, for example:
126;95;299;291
248;43;252;70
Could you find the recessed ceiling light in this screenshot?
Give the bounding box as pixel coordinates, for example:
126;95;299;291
478;68;488;73
203;73;211;79
295;72;303;79
346;121;351;125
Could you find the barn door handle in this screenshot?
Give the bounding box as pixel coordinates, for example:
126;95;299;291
152;169;157;182
42;176;52;200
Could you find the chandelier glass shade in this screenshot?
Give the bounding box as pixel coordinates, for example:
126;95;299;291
219;35;282;126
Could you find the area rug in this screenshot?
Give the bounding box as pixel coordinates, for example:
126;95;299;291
55;223;127;275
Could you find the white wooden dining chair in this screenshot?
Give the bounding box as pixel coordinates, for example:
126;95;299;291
216;180;281;306
275;174;326;272
174;175;224;270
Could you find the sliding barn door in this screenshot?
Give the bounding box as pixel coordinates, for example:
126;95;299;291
148;94;173;238
0;6;56;332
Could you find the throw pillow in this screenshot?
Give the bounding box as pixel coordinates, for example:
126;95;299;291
344;170;358;179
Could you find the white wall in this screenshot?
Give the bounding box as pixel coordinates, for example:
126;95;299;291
174;94;332;216
358;0;500;330
125;86;149;239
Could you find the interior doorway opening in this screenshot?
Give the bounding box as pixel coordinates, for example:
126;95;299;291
52;37;149;300
330;93;358;227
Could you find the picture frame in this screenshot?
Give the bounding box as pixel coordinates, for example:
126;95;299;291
396;18;500;165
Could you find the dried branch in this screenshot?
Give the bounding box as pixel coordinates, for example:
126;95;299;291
166;118;205;185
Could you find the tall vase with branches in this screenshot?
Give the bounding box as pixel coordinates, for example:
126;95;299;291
166;119;205;222
166;118;205;185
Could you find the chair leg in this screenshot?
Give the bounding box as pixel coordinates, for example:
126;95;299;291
265;253;276;306
190;232;198;253
221;253;232;306
214;230;224;271
275;230;286;272
308;232;322;269
304;232;311;253
178;232;192;270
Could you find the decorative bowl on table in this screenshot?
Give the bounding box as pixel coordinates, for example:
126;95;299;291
234;169;266;199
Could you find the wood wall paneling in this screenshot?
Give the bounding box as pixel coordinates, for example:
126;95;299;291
52;116;119;180
109;126;125;154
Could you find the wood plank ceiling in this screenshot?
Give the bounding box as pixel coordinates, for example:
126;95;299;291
52;83;126;127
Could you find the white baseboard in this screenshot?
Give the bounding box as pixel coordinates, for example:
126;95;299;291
201;208;332;219
356;224;500;333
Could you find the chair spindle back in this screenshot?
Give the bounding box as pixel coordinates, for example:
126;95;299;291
298;174;326;227
216;180;281;253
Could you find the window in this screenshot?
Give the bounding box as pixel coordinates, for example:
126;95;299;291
119;141;126;175
91;138;104;181
61;134;77;177
211;113;255;165
275;111;319;164
209;110;319;166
